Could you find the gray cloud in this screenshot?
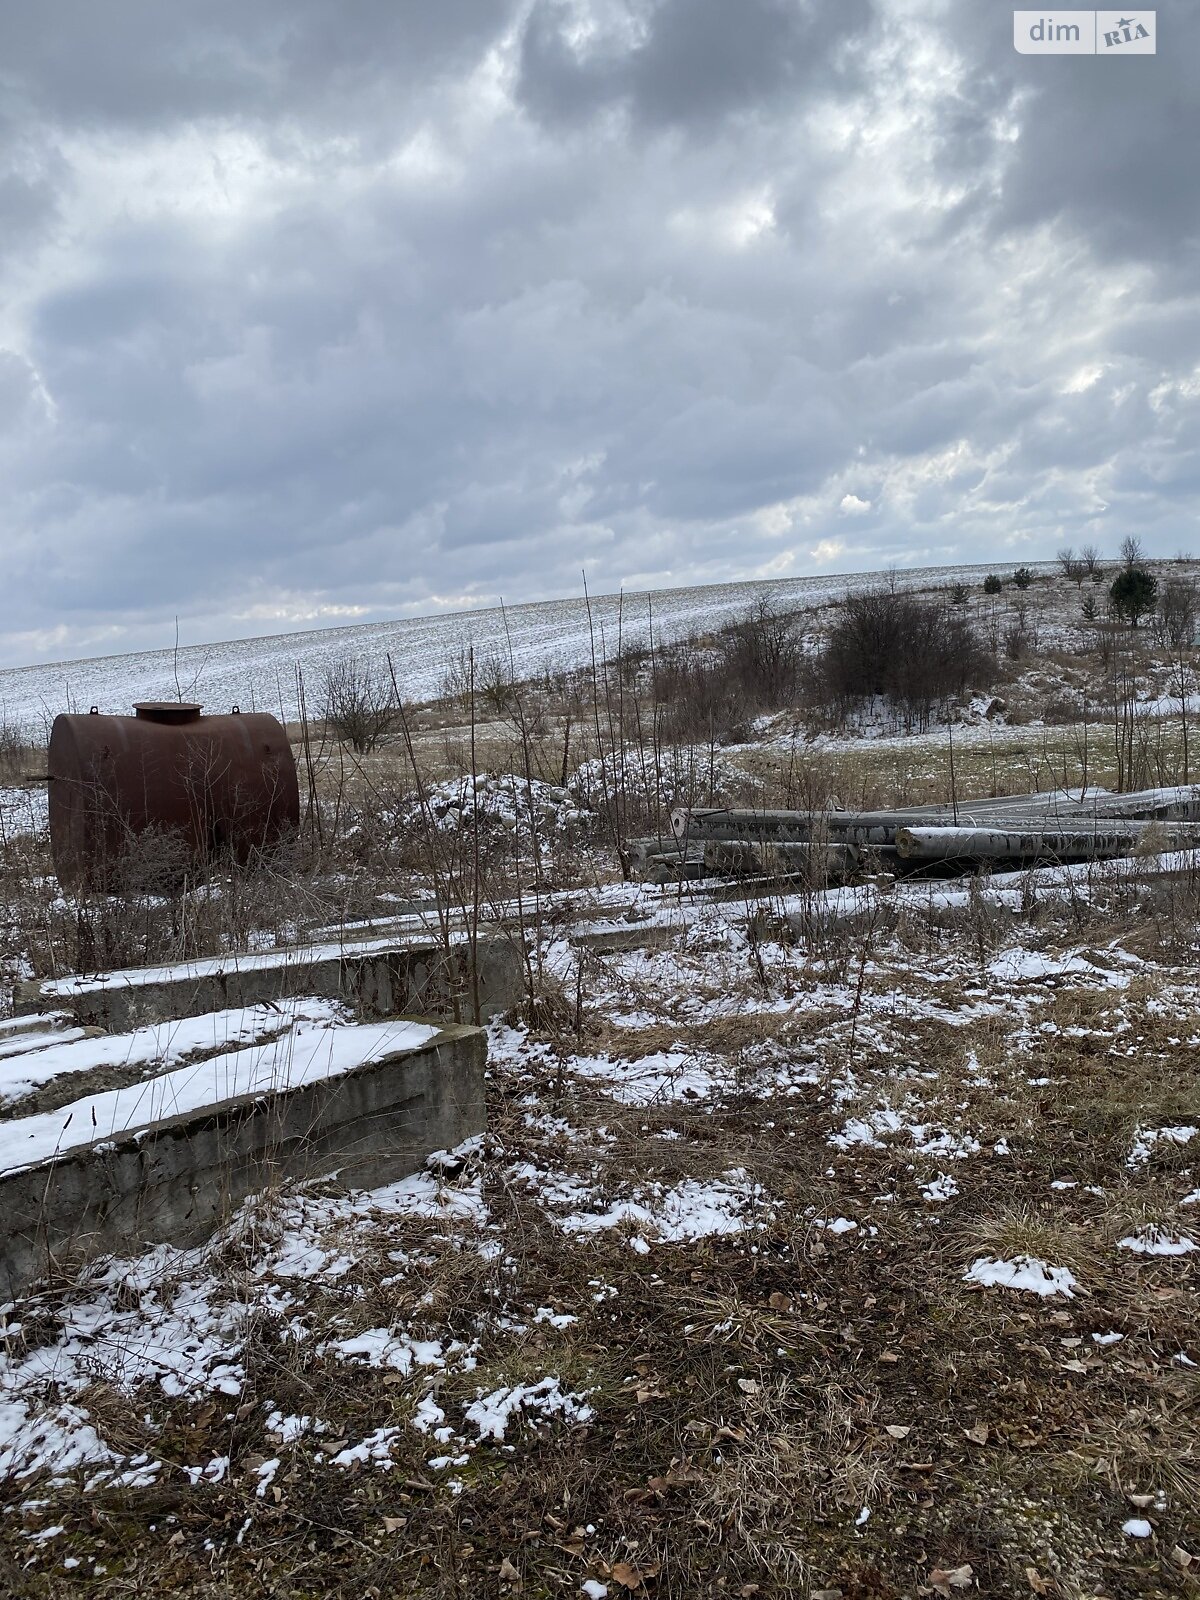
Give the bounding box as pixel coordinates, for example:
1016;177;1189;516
0;0;1197;666
517;0;878;129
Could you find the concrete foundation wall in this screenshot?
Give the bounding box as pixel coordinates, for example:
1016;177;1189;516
14;932;523;1033
0;1021;486;1304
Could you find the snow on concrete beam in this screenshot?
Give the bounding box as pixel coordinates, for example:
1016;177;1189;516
13;928;524;1032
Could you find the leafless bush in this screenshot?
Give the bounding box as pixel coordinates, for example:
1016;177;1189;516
1003;599;1037;660
722;600;805;704
1057;546;1085;586
1156;576;1198;647
320;657;396;753
0;721;26;783
477;653;516;716
654;601;804;745
810;587;992;732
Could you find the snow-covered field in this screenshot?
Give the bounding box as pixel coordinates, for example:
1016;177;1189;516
0;561;1047;734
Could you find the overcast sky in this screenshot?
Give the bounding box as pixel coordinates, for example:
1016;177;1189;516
0;1;1195;667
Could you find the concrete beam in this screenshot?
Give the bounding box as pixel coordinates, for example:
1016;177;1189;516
0;1019;486;1303
13;930;523;1033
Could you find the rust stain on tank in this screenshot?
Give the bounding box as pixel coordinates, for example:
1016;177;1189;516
48;702;300;890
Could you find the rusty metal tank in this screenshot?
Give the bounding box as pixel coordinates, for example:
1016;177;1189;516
48;702;300;890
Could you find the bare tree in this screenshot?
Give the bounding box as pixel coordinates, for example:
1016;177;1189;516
320;657;397;753
1080;542;1100;576
1120;535;1145;571
1057;546;1085;586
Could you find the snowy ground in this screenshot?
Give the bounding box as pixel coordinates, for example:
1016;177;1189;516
1;882;1196;1595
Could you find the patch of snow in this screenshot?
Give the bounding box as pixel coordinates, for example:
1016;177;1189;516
0;999;345;1108
567;1048;718;1106
988;947;1130;988
1116;1227;1197;1257
463;1377;594;1441
965;1255;1077;1298
1127;1125;1197;1169
328;1427;404;1469
552;1171;774;1244
922;1173;959;1202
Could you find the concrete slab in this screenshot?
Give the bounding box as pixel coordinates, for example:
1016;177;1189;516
13;929;523;1032
0;1017;486;1302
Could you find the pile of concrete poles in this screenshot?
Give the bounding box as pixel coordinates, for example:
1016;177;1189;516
628;783;1200;882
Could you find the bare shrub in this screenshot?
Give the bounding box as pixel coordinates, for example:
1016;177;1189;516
1003;599;1037;660
1156;576;1197;647
0;721;27;783
477;653;515;716
320;657;396;753
1057;546;1085;586
811;587;992;732
655;601;803;744
722;600;804;706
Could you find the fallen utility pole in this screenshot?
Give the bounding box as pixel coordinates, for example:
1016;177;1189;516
892;823;1200;863
702;839;852;877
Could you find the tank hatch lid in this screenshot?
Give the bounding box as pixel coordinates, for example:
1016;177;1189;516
133;702;203;724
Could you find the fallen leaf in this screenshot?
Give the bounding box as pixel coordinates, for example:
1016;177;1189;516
382;1517;406;1534
879;1349;901;1363
886;1425;912;1440
737;1378;760;1395
611;1561;645;1590
929;1564;974;1596
768;1292;792;1312
812;1590;844;1600
1025;1568;1050;1595
1127;1493;1155;1509
964;1423;989;1446
499;1557;521;1582
717;1425;747;1443
647;1468;702;1495
1171;1545;1195;1569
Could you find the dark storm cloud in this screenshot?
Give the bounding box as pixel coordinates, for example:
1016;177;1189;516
517;0;878;129
0;0;1198;665
937;0;1200;263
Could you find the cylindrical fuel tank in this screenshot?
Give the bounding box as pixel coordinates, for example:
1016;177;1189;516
48;702;300;890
